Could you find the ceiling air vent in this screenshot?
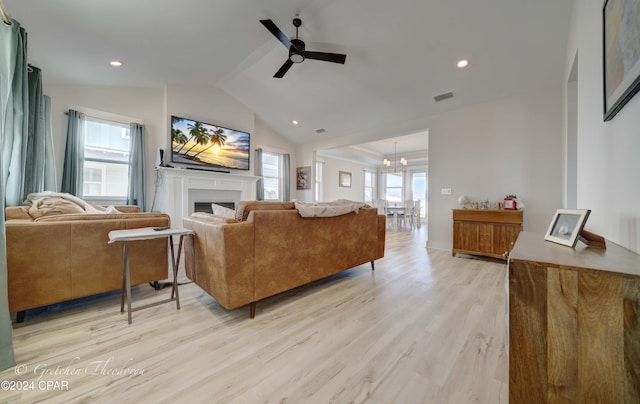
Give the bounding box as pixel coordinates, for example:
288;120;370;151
434;92;454;102
315;128;326;134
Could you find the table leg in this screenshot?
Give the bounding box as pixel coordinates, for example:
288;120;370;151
169;235;181;310
124;241;133;324
120;243;126;313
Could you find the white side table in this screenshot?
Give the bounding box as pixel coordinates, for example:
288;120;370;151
108;227;193;324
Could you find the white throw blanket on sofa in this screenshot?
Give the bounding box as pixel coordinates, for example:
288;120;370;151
295;199;369;218
24;191;120;213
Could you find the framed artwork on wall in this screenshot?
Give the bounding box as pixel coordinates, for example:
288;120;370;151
339;171;352;188
544;209;591;247
603;0;640;121
296;166;311;190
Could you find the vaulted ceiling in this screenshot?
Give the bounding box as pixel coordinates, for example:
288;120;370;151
7;0;574;155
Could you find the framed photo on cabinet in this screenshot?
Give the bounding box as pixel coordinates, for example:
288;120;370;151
544;209;591;247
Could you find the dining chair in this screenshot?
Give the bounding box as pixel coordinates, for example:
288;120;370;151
398;200;414;229
383;201;395;228
412;199;422;228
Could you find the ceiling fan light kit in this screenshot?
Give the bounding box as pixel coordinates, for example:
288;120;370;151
260;17;347;78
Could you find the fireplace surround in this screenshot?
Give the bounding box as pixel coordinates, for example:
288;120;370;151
155;167;259;282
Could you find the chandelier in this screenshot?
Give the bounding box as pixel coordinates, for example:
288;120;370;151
383;142;407;173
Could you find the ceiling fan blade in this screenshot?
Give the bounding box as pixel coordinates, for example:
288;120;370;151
274;59;294;78
305;51;346;64
260;19;292;50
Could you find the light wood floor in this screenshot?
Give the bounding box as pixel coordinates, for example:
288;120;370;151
1;226;508;403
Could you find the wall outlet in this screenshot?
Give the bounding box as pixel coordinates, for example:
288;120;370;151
441;188;452;195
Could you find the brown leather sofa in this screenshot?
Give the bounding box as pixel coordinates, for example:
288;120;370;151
183;201;386;318
5;205;170;318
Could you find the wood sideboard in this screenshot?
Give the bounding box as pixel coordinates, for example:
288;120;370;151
452;209;523;260
508;232;640;403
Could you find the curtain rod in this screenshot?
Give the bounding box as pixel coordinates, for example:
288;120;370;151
0;0;12;26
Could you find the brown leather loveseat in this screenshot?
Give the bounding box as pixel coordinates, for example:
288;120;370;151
183;200;386;318
5;200;170;319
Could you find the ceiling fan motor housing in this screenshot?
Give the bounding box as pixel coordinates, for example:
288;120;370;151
259;17;346;77
289;39;305;63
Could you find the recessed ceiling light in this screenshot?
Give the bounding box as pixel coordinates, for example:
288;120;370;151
456;59;469;69
110;60;123;67
292;120;299;125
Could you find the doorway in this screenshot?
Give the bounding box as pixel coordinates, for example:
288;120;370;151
411;171;427;222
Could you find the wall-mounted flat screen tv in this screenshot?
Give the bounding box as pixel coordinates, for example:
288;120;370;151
170;115;250;171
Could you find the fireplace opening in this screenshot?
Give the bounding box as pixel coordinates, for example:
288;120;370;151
194;202;236;214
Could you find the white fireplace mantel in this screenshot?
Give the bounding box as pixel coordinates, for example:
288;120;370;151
155;167;259;226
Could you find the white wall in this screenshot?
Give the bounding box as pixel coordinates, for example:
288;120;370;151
427;88;564;250
45;83;296;209
318;156;370;202
564;0;640;253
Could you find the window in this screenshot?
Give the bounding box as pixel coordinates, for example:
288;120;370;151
82;117;131;198
83;162;106;196
411;171;427;218
364;170;376;203
385;172;403;202
315;161;324;202
262;151;282;200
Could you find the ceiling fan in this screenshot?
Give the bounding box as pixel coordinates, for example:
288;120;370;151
260;17;347;78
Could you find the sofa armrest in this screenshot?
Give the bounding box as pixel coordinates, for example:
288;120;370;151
377;214;386;259
5;206;31;220
183;216;255;309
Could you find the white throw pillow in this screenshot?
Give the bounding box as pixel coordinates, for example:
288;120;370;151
212;203;235;218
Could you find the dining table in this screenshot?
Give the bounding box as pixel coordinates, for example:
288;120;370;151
385;204;405;228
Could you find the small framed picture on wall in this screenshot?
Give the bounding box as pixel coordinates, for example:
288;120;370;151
296;166;311;190
339;171;352;188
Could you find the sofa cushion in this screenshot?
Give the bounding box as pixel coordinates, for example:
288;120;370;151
235;201;295;222
28;197;86;219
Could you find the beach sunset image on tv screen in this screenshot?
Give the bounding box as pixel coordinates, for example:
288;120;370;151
171;116;250;170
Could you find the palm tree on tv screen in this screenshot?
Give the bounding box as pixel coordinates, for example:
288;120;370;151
192;128;227;159
172;128;188;151
184;126;211;156
176;121;206;154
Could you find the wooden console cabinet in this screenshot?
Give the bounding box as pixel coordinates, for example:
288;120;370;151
452;209;523;259
508;232;640;403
